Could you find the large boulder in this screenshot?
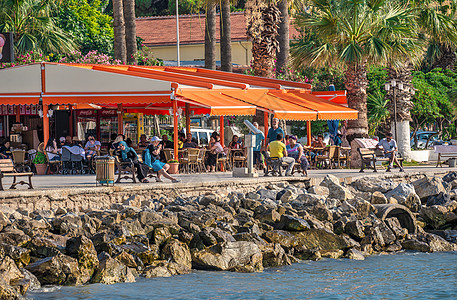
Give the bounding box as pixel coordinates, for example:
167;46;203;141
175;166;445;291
0;228;31;247
91;252;135;284
261;243;291;267
28;236;65;258
371;191;388;205
25;253;82;285
351;177;395;193
191;241;263;272
276;215;310;231
320;175;353;201
161;239;192;270
419;233;457;252
344;220;365;241
0;243;30;267
426;192;450;207
143;261;191;278
412;176;446;201
420;206;457;229
263;229;350;251
385;183;421;212
0;255;23;288
66;236;99;284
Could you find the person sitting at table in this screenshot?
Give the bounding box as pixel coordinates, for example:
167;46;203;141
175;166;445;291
64;136;73;146
58;137;66;149
309;134;326;167
125;138;134;148
138;134;149;148
0;140;12;159
267;133;295;176
286;135;309;176
160;134;174;149
177;133;185;150
108;133;118;150
84;135;101;159
206;136;225;172
143;136;180;183
111;134;125;150
116;141;151;183
183;133;198;148
229;135;241;149
45;137;61;161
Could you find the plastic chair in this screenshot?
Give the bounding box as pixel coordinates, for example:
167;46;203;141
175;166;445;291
70;153;84;174
45;151;61;174
61;147;72;175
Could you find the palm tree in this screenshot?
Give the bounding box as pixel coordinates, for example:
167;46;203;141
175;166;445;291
123;0;137;64
204;2;216;69
113;0;127;63
276;0;289;75
291;0;418;142
367;90;389;136
0;0;76;55
220;0;232;72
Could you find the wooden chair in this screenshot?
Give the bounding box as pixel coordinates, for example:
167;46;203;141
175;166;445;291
45;151;61;174
114;156;137;183
12;150;31;173
186;148;200;173
0;159;33;190
336;147;351;168
179;149;189;173
216;148;230;172
163;149;174;162
232;148;247;168
316;146;338;169
197;148;207;173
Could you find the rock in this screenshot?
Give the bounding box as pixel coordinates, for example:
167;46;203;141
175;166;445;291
361;227;385;251
66;236;98;284
143;261;190;278
277;215;310;231
291;194;323;210
344;220;365;240
351;177;395;193
52;213;83;236
371;191;388;204
177;211;216;230
114;251;137;269
352;199;376;218
426;192;450;206
28;236;65;258
0;243;30;267
420;205;457;229
320;175;353;200
0;228;31;247
19;268;41;292
412;176;446;201
346;248;365;260
199;228;218;247
255;208;281;224
0;255;23;287
161;239;192;269
119;243;159;265
263;229;350;251
320;249;344;259
385;218;407;239
443;171;457;182
419;233;457;252
377;222;396;245
278;190;295;203
91;253;135;284
152;227;172;246
262;243;291;267
308;186;329;197
257;189;278;200
446;200;457;213
192;241;263;272
401;239;432;252
0;211;9;232
307;203;333;222
26;253;82;285
385;183;421;212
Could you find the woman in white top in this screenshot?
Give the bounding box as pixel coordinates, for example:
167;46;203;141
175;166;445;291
84;135;101;158
45;137;60;161
205;136;224;172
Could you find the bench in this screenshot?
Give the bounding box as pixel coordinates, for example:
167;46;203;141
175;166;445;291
434;145;457;167
358;148;403;172
0;159;33;190
114;157;157;183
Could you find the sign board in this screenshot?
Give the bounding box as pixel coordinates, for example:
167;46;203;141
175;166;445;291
0;32;14;63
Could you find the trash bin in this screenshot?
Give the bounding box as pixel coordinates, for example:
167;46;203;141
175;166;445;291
95;156;115;186
449;158;456;167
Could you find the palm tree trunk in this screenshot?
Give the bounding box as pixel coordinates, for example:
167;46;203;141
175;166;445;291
220;0;232;72
276;0;289;75
432;44;456;71
204;3;216;70
113;0;127;63
123;0;137;64
345;63;369;142
386;64;413;161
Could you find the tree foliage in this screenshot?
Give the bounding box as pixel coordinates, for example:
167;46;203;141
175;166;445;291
56;0;114;55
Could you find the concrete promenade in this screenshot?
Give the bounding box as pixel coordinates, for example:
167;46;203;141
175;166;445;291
0;164;455;191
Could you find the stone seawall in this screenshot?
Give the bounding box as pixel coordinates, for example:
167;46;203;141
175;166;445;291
0;178;310;212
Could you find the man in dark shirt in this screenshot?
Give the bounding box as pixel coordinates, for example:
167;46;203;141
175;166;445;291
183;133;198;148
160;134;174;149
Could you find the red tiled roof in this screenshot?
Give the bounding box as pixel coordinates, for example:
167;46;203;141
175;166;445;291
136;12;301;47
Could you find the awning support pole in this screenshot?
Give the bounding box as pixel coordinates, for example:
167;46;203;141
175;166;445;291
43;105;49;144
69;105;73;137
263;111;269;146
219;116;225;148
117;104;123;134
185;103;190;136
173;99;179;160
306;120;312;146
15;106;20;123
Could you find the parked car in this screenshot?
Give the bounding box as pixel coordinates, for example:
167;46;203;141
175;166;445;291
183;128;214;146
410;131;443;149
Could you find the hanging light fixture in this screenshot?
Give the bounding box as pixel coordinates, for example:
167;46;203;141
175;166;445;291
397;82;404;90
384;82;390;91
390;79;396;87
168;108;173;115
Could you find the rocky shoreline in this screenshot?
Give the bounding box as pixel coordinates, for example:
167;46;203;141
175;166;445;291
1;173;457;299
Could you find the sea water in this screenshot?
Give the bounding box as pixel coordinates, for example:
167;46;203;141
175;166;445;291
26;252;457;299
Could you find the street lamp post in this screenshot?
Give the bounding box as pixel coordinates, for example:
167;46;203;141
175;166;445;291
176;0;180;66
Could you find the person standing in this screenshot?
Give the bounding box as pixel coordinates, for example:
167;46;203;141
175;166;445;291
252;122;265;169
376;132;404;172
267;133;295;176
266;118;284;145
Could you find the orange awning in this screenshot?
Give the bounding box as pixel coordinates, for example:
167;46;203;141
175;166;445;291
220;89;318;121
269;90;358;120
42;92;171;105
0;93;40;105
176;90;256;116
311;90;347;105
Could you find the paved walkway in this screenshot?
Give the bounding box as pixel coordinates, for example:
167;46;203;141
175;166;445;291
1;165;455;191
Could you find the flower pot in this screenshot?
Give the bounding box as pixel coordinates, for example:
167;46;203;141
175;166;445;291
35;164;47;175
168;163;179;174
